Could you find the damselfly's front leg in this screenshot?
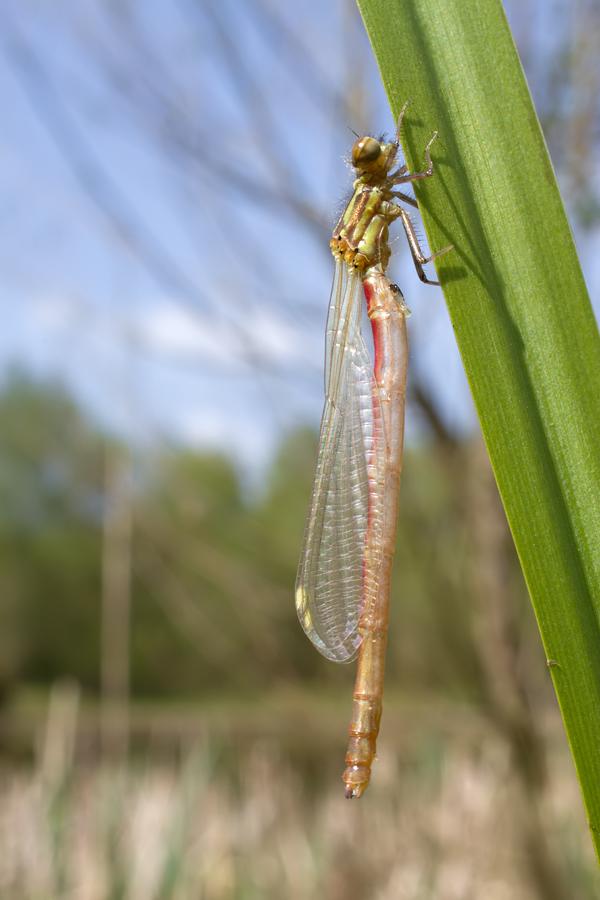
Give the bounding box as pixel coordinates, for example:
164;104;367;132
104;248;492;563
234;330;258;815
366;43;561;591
391;129;438;187
393;98;412;144
388;101;429;201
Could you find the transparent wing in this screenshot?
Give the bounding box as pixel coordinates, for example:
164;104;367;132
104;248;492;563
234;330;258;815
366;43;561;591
295;260;386;662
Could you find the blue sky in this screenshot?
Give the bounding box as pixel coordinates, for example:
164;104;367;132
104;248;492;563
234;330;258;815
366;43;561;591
0;0;597;484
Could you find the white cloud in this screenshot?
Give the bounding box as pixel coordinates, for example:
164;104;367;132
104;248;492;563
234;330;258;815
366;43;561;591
136;301;309;370
139;305;227;359
28;293;89;330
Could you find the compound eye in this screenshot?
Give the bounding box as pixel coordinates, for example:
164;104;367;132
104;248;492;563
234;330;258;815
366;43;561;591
352;136;381;166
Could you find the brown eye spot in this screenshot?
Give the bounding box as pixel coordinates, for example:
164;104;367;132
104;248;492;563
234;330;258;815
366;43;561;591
352;136;381;166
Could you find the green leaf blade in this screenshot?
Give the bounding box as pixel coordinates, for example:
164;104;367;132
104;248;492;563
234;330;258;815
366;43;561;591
357;0;600;855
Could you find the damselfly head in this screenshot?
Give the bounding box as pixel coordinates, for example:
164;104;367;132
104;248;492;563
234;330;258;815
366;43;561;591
351;136;397;177
351;136;381;166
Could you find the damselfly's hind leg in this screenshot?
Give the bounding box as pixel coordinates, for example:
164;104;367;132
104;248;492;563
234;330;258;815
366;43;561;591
398;208;453;286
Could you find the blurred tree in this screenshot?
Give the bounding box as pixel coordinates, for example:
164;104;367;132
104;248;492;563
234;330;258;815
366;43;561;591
0;369;104;697
0;369;542;704
133;432;333;696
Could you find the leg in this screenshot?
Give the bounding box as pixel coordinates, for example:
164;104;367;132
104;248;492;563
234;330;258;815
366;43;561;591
391;131;439;187
394;98;412;144
386;101;413;175
398;208;453;285
391;191;419;209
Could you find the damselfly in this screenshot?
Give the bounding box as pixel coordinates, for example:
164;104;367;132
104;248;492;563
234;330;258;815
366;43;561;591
296;100;452;798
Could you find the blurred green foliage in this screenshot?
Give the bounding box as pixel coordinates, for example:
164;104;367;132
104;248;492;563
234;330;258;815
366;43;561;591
0;370;104;698
0;369;547;704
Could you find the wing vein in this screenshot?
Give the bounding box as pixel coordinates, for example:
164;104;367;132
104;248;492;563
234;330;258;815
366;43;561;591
296;261;386;662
